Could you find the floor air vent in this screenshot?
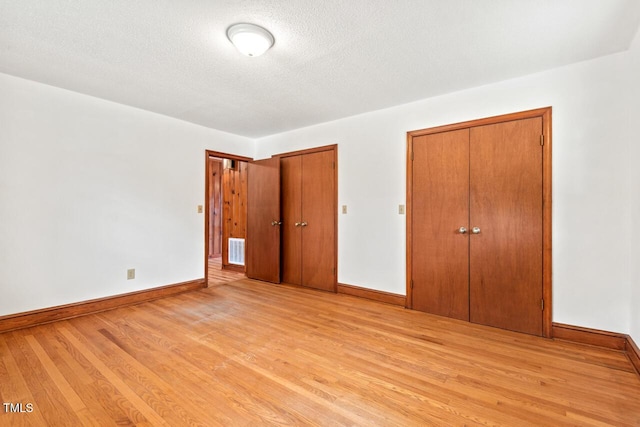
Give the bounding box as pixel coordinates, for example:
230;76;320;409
228;238;245;266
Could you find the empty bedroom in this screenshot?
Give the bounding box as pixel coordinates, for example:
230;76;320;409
1;1;639;425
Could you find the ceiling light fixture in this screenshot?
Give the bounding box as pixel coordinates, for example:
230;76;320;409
226;23;274;57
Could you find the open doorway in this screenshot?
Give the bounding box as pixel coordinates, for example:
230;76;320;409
205;150;252;286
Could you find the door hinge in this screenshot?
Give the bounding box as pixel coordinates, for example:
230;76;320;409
540;135;544;146
332;267;336;275
332;161;335;169
410;280;414;289
541;299;544;310
411;151;414;161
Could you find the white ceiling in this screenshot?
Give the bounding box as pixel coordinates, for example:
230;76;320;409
1;1;639;138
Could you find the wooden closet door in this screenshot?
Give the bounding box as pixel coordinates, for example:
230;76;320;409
246;157;281;283
281;156;302;285
469;117;543;335
411;129;470;320
301;150;336;292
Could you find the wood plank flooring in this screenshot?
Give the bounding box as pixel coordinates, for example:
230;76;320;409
1;278;639;426
207;256;245;286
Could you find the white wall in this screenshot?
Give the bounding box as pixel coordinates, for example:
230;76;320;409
628;29;640;344
0;73;253;316
256;47;637;334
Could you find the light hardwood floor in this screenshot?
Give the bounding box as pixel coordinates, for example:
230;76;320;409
1;278;639;426
207;256;245;285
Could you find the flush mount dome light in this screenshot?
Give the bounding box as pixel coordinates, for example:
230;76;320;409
226;23;274;57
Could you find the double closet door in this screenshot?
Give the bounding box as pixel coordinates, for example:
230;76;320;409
409;111;550;336
281;150;336;291
246;146;336;292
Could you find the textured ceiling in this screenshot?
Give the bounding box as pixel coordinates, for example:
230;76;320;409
1;1;639;138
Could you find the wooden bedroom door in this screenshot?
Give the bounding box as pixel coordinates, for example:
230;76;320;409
246;157;281;283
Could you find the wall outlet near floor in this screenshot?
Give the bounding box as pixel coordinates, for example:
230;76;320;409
127;268;135;280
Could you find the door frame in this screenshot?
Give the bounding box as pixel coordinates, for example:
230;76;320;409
406;107;552;337
204;150;253;285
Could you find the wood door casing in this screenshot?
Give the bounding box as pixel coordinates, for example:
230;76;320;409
246;157;281;283
301;150;336;292
411;130;470;320
281;156;303;285
469;117;543;335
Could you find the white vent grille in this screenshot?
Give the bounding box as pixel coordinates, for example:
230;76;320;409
228;238;245;265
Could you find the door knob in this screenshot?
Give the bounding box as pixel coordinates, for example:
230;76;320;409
458;226;467;234
295;222;301;227
271;220;282;226
301;222;308;227
472;227;481;234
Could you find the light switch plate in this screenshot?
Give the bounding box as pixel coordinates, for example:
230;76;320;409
342;205;347;214
398;205;405;215
197;205;203;213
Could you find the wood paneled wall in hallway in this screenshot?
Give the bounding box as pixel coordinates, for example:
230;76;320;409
222;161;247;268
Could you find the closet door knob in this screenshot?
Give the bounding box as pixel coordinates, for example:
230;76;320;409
271;220;282;226
458;226;467;234
472;227;481;234
301;222;308;227
295;222;301;227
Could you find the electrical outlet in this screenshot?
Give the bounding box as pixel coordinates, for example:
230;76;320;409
127;269;135;280
197;205;203;213
398;205;405;215
342;205;347;214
